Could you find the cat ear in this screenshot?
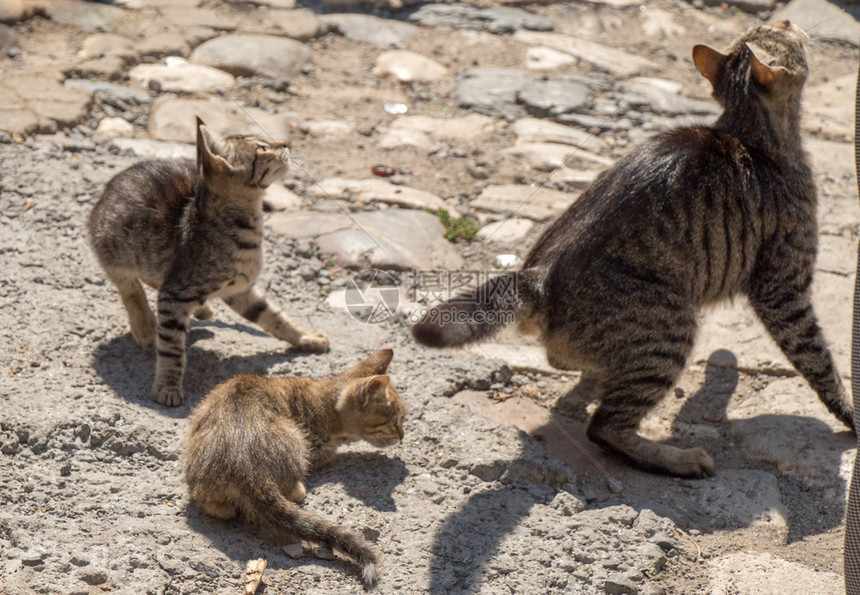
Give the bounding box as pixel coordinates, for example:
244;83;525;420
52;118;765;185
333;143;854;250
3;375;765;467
692;44;726;87
196;117;232;176
747;45;786;90
351;348;394;377
358;375;390;406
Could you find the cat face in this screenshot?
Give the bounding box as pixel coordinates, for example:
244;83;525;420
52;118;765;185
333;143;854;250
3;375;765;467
341;375;407;448
196;117;290;188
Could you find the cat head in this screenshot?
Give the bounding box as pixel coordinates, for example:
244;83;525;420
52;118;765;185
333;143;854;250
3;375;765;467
195;117;290;190
692;21;808;102
337;350;406;448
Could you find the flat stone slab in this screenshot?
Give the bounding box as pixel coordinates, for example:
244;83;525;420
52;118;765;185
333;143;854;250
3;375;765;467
262;183;302;212
158;7;238;31
513;31;657;77
772;0;860;46
1;74;92;135
682;470;787;530
517;77;591;120
309;177;455;214
454;68;533;120
321;13;418;48
408;3;553;34
269;9;328;41
111;138;195;161
710;552;843;594
129;61;236;94
471;183;578;221
512;118;609;154
376;128;436;151
148;97;291;144
475;218;534;244
524;46;575;71
41;0;125;33
267;208;465;270
373;50;448;82
504;142;613;172
623;77;718;116
389;114;495;140
190;34;311;79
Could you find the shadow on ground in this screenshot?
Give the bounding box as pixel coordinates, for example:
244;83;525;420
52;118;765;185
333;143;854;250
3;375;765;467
428;349;854;592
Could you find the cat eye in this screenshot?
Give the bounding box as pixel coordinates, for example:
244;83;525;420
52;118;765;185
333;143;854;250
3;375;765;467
255;144;268;152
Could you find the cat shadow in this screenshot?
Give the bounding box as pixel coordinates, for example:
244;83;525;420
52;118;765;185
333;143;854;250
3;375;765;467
308;450;409;513
91;322;312;416
428;349;853;591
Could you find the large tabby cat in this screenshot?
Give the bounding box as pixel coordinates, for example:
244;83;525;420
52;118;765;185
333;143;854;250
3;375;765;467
183;349;406;586
89;118;329;407
412;22;853;478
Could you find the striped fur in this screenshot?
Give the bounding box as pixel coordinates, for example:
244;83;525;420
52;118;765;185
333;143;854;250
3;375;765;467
89;118;329;407
412;23;852;478
183;349;405;586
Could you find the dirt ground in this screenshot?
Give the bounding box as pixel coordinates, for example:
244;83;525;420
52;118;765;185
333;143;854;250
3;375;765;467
1;0;859;593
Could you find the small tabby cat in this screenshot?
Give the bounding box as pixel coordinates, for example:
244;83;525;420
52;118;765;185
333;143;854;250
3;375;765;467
89;118;329;407
183;348;406;586
412;22;853;478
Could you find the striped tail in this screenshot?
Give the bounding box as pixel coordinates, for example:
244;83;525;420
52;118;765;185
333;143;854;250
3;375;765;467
243;479;379;586
411;270;539;348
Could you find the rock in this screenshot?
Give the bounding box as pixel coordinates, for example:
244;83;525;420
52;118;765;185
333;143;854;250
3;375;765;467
71;56;128;80
524;46;575;71
111;138;195;161
555;168;601;189
773;0;860;46
728;377;855;486
313;547;336;560
710;552;843;594
321;14;418;48
158;7;237;31
303;119;354;137
475;218;534;243
129;61;236;94
96;117;134;138
373;50;448;82
470;461;506;482
270;9;328;41
512;118;609;154
636;543;667;572
622;78;718;116
233;0;296;7
136;32;191;60
76;568;108;585
688;470;788;529
0;74;92;135
455;68;532;120
263;183;301;212
389;114;494;140
513;31;657;77
148;97;291;144
268;208;465;270
0;0;25;24
282;543;305;558
803;73;855;140
465;343;557;375
64;80;150;107
308;177;455;214
77;33;136;62
471;184;577;221
190;34;311;79
517;77;591;120
640;8;686;38
604;576;638;595
42;0;125;32
408;4;553;34
505;142;613;172
376;128;436;151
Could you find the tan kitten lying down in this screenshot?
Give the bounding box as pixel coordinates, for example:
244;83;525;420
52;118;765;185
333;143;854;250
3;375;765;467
183;349;406;586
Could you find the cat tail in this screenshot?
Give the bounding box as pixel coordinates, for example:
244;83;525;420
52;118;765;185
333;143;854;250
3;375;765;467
411;268;541;348
242;478;379;586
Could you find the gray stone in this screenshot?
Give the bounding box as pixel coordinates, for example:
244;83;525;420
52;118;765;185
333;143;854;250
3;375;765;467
471;184;577;221
0;0;25;24
622;78;718;116
504;142;613;172
376;127;435;151
111;138;195;161
512;118;609;154
148;97;291;144
475;218;534;244
282;543;305;558
268;208;465;270
470;461;506;482
136;32;191;60
1;74;92;135
373;50;448;83
71;56;127;80
129;62;236;94
76;568;108;585
270;9;328;41
709;552;843;594
524;46;575;71
772;0;860;46
604;575;638;594
78;33;136;62
43;0;125;33
517;77;591;120
63;80;150;106
0;23;17;54
190;34;311;79
321;13;418;48
513;31;657;77
455;68;532;120
408;4;553;34
158;7;237;31
263;183;301;212
689;470;787;529
308;177;455;214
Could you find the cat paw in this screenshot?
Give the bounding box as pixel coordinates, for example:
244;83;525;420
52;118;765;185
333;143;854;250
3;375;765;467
669;447;715;479
130;317;156;352
295;331;330;353
193;301;215;320
151;383;185;407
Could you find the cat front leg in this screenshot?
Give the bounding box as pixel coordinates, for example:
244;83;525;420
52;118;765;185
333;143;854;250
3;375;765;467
222;286;329;353
151;291;194;407
105;270;156;351
749;280;854;430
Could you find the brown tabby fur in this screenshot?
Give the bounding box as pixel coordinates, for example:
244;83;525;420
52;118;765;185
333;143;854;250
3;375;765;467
183;349;406;586
89;118;329;407
412;22;853;478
